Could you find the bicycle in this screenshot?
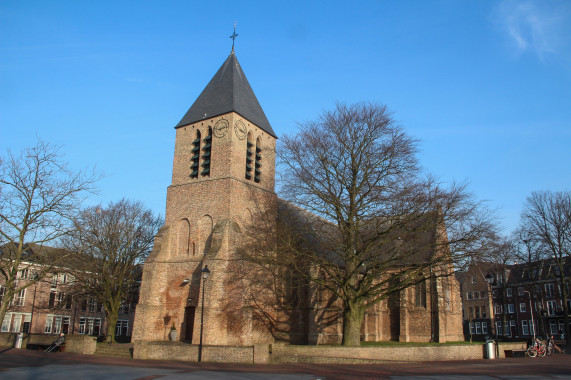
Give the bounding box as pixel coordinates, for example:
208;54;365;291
527;338;546;357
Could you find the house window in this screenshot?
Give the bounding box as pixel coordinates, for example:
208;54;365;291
468;307;473;318
15;289;26;306
0;285;5;306
520;303;526;312
119;302;130;315
496;321;502;336
508;304;515;314
518;287;524;296
49;291;56;308
19;268;30;280
475;322;482;334
469;322;474;334
115;320;129;336
545;283;555;298
529;320;536;335
79;317;102;335
481;306;487;318
1;313;10;332
506;288;512;297
45;316;53;333
482;322;488;334
480;290;486;299
547;300;557;316
472;275;477;284
550;320;558;335
415;281;426;308
475;306;480;318
510;320;516;335
522;320;529;335
495;305;502;315
88;299;97;312
201;127;212;177
473;291;479;299
467;292;472;300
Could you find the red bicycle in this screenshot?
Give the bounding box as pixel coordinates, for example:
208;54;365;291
527;338;546;357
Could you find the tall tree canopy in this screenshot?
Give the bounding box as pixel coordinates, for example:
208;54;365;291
518;190;571;346
275;102;496;346
64;199;162;341
0;140;98;327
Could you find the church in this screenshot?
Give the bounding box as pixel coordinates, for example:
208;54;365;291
132;46;464;346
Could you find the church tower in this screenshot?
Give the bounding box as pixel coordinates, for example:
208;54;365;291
133;49;277;345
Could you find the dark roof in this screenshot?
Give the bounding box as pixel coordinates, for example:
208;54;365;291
175;52;276;138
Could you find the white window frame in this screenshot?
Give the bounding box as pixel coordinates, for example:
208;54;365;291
522;320;529;335
467;292;472;300
506;288;513;297
475;322;482;334
482;322;488;334
518;287;524;296
547;300;557;316
15;289;26;306
520;303;526;312
508;304;515;314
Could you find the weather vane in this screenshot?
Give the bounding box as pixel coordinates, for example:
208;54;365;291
230;21;238;52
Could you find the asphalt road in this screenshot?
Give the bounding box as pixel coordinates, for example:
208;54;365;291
0;347;570;379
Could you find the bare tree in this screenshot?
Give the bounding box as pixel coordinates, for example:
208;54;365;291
64;199;162;341
275;102;497;346
483;236;517;338
0;140;99;327
519;190;571;345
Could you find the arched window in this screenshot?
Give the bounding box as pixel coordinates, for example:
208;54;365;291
245;132;253;180
190;130;201;179
201;127;212;177
254;136;262;183
178;219;191;255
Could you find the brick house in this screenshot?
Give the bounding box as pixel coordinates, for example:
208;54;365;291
457;259;570;341
132;49;464;346
0;245;137;341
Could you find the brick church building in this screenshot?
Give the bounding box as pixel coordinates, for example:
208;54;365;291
132;49;464;346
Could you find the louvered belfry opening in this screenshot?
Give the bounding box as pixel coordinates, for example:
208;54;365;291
254;137;262;183
201;127;212;177
190;130;201;179
245;133;253;180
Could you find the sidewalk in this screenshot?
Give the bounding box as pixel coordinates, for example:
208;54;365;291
0;346;570;379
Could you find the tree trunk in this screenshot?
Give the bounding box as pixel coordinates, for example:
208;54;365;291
106;311;118;343
341;303;364;346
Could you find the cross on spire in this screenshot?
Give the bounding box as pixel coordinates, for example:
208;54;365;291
230;21;238;53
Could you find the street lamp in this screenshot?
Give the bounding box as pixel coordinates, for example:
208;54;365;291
198;265;210;362
524;290;536;342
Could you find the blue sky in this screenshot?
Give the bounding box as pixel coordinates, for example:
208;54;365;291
1;0;570;235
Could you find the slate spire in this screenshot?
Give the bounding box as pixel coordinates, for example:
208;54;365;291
175;52;276;138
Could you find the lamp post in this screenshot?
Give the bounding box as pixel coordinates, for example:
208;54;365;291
524;290;536;342
198;265;210;362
